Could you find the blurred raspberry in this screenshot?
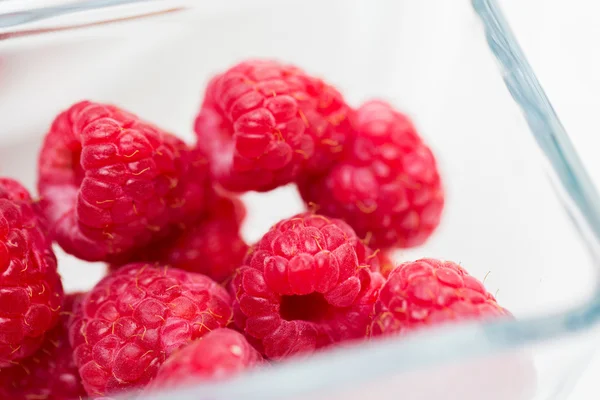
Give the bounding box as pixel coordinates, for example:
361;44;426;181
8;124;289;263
371;259;509;336
377;251;396;278
0;293;85;400
231;213;382;360
194;60;354;192
112;195;248;283
149;195;247;283
0;177;64;367
69;263;232;397
148;328;264;391
299;100;444;250
38;101;211;262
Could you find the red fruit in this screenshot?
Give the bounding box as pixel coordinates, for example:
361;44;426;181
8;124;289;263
69;263;232;397
231;213;382;360
0;178;64;367
148;328;264;391
298;100;444;250
371;259;509;336
0;294;86;400
38;101;210;262
150;195;248;283
377;251;396;278
112;195;248;283
194;59;353;192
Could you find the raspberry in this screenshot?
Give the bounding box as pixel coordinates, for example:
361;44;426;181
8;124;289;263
0;293;86;400
298;100;444;249
148;328;264;391
194;59;353;192
370;259;509;336
377;251;396;278
231;213;382;360
147;195;247;283
69;263;233;397
0;178;64;367
112;195;248;283
38;101;210;262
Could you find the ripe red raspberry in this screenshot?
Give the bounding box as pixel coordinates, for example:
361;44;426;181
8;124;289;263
377;251;396;278
231;213;382;360
194;59;354;192
69;263;232;397
112;195;248;283
298;100;444;249
0;178;64;367
38;101;210;262
371;259;509;336
148;328;264;391
0;293;86;400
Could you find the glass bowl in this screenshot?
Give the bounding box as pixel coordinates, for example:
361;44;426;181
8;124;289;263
1;1;599;399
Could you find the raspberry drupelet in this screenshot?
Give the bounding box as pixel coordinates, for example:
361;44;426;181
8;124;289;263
0;178;64;367
371;259;510;337
69;263;232;397
298;100;444;250
148;328;264;391
231;213;383;360
0;293;86;400
38;101;211;262
194;59;354;192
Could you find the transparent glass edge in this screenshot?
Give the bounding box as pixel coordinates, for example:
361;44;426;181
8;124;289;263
0;0;186;38
0;0;156;28
472;0;600;249
470;0;600;328
3;1;600;398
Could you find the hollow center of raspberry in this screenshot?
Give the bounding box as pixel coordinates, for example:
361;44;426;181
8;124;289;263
280;292;331;322
72;149;85;186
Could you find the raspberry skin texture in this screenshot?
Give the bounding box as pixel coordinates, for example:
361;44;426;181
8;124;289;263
112;195;248;283
0;293;86;400
68;263;233;397
370;259;510;336
194;59;354;192
147;328;264;391
298;100;444;249
231;213;382;360
38;101;210;262
0;178;64;367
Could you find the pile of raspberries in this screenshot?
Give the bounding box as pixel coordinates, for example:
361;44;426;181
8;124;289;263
0;59;510;399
